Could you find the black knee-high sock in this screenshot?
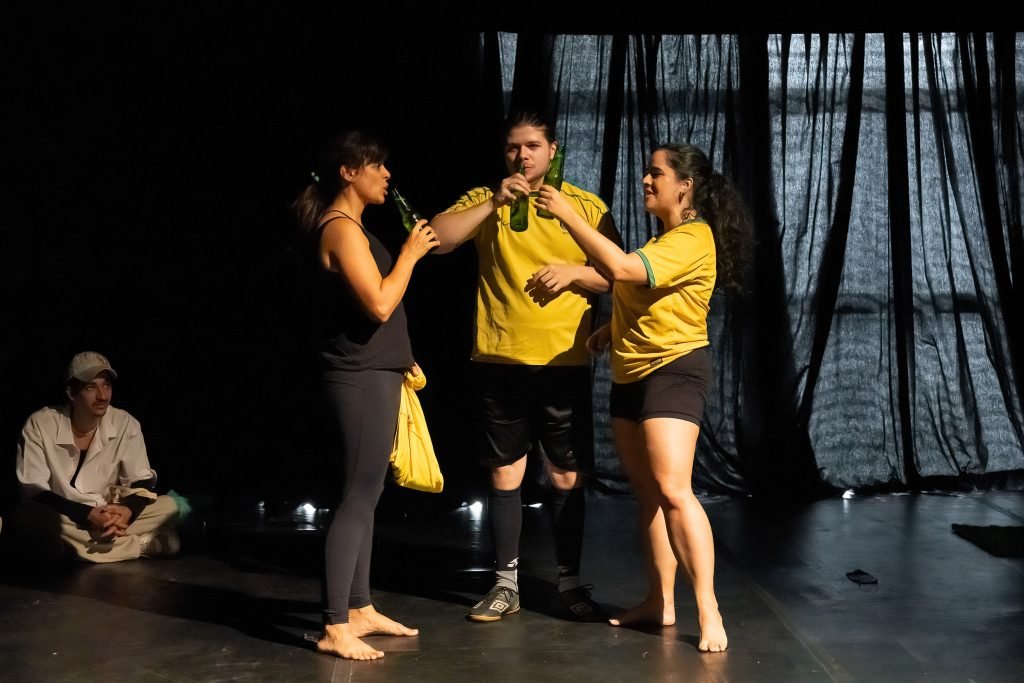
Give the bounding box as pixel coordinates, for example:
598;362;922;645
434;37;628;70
489;487;522;591
549;486;585;592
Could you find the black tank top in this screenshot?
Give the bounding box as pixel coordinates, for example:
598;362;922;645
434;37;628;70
312;213;413;372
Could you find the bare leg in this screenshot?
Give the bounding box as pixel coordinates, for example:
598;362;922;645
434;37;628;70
608;418;676;627
544;461;580;491
491;454;528;490
643;417;727;652
317;623;384;660
348;604;419;637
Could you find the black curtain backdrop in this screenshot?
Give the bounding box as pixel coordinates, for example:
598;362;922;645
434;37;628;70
3;6;1022;517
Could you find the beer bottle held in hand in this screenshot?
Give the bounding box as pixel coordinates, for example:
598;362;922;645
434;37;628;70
391;187;423;232
509;165;529;232
536;144;565;219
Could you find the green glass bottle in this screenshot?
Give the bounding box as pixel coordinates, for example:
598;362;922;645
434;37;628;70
536;144;565;219
391;187;423;233
509;165;529;232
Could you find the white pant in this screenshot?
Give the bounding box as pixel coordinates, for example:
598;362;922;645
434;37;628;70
13;494;180;563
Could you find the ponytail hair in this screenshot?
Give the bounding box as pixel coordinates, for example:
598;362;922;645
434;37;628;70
292;182;327;237
656;143;753;293
291;130;389;236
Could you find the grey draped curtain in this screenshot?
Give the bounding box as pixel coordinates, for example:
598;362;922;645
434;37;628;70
490;31;1024;496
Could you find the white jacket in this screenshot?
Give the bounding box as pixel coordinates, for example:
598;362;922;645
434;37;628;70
16;405;157;507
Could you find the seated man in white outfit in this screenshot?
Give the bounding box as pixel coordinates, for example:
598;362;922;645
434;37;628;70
12;351;179;563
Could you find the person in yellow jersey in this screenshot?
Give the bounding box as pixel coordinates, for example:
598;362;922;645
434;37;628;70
431;110;620;623
537;143;752;653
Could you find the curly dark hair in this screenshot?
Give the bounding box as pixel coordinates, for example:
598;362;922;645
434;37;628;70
656;143;753;293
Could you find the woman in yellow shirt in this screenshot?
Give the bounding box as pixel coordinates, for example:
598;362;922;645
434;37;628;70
537;143;751;653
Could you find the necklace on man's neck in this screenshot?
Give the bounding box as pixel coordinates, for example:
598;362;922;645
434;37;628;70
71;419;98;437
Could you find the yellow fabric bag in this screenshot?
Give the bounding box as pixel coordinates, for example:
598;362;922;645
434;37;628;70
390;370;443;493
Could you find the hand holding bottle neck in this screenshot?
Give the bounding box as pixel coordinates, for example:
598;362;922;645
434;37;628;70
514;163;548;192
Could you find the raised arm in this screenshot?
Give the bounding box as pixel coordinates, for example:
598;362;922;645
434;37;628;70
431;172;532;254
536;186;647;283
429;200;493;254
321;216;438;322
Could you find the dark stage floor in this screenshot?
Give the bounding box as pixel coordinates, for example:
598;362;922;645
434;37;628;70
1;490;1022;682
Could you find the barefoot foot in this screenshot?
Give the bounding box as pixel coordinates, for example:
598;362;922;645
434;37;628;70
317;623;385;660
698;609;728;652
608;598;675;627
349;605;419;638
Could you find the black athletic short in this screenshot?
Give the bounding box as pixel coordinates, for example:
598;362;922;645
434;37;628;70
473;362;593;472
609;347;712;424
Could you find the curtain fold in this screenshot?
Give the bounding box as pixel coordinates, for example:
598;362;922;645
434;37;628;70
905;33;1024;480
883;32;920;486
494;31;1024;495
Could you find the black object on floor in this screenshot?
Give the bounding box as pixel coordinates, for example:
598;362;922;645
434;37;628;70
845;568;878;585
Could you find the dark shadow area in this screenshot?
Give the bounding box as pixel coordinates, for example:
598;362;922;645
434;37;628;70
1;7;499;520
0;562;320;649
952;524;1024;558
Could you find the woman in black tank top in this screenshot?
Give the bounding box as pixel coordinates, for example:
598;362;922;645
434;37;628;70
292;131;439;661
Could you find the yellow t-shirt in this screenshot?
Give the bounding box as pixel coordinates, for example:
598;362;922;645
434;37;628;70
443;181;611;366
611;219;716;382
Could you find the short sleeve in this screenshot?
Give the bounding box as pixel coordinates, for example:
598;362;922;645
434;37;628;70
634;227;711;289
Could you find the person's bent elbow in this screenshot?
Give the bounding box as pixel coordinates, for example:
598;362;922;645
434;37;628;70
370;305;393;324
359;299;394;324
590;274;613;293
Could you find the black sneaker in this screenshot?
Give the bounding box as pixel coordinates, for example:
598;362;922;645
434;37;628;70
557;584;606;622
467;584;521;622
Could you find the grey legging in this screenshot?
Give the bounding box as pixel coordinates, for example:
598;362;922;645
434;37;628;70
322;367;403;624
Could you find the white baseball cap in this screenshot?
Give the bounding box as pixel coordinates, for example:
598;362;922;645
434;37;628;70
65;351;118;383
